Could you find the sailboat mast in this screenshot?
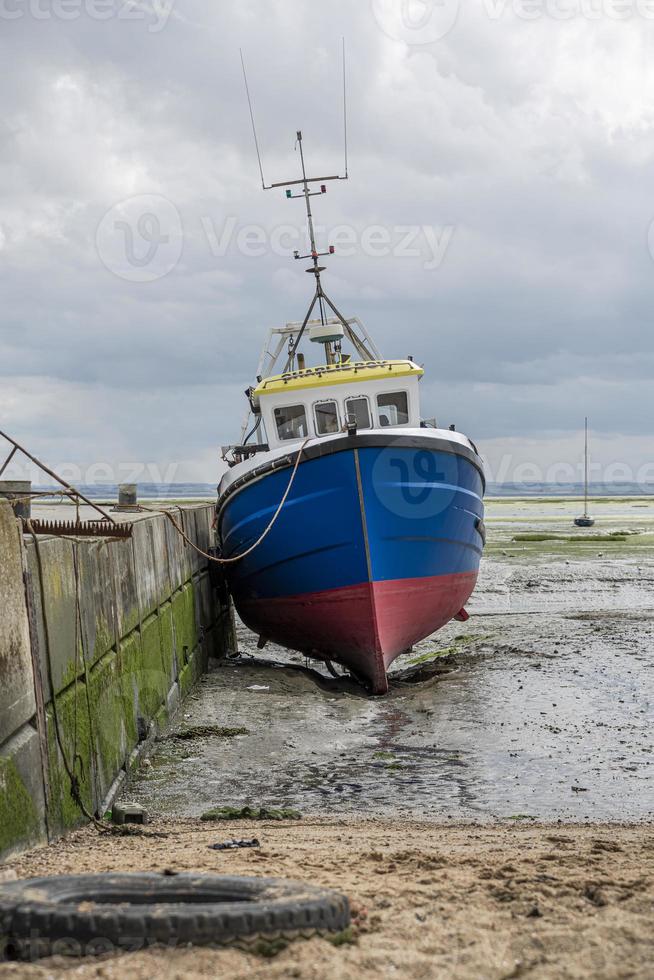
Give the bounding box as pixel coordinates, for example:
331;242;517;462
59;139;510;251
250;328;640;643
584;417;588;516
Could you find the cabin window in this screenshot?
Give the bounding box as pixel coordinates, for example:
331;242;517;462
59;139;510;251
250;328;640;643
274;404;308;441
314;400;340;435
377;391;409;427
345;396;371;430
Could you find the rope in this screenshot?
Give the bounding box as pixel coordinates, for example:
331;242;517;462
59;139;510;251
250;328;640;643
143;437;310;564
17;441;308;833
1;489;73;506
16;437;308;835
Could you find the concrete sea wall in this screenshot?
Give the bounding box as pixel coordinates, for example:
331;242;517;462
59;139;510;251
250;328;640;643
0;500;234;859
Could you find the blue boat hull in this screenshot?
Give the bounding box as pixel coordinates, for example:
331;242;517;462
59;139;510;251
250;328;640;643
217;432;485;693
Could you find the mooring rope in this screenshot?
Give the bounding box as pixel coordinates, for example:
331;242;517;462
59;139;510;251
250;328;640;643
12;438;310;566
0;489;72;506
143;436;310;564
17;439;309;836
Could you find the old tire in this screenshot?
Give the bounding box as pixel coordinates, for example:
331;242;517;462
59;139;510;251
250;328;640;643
0;872;350;961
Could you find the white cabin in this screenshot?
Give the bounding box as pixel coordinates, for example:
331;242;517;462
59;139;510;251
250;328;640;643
251;359;424;450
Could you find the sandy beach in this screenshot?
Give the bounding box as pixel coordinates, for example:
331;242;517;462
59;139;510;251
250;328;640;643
2;817;653;979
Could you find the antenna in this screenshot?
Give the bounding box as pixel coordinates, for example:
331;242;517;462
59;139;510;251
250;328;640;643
342;36;348;179
239;44;352;370
239;42;349;189
278;129;356;370
240;49;267;189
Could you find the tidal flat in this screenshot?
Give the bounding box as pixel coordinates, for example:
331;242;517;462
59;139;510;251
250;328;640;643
125;495;653;823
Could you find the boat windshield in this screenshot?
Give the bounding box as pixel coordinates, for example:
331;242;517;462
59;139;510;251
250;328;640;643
315;400;340;435
377;391;409;427
345;396;371;430
274;404;308;441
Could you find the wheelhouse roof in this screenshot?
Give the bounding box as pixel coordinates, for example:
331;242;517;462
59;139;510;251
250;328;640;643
253;359;424;397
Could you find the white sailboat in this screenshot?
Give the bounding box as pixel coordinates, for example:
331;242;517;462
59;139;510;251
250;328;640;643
574;417;594;528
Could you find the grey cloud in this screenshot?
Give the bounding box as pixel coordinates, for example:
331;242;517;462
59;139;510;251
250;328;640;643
1;1;653;476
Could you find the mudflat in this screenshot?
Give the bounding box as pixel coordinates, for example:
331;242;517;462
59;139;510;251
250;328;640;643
125;496;654;824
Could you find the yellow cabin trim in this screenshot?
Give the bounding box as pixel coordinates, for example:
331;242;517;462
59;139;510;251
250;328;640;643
254;359;423;397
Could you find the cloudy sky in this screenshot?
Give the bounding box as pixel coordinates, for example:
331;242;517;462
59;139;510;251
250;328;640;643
1;0;653;488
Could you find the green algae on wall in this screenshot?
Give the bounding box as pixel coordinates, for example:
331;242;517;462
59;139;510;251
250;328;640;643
179;645;208;700
86;650;132;804
45;680;95;834
159;601;178;687
88;611;115;668
0;756;39;855
138;613;172;718
2;505;233;859
176;584;198;656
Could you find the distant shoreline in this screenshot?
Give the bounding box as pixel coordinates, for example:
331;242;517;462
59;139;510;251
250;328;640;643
29;482;654;500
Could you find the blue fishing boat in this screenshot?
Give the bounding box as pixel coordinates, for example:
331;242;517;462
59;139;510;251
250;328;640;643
216;131;485;694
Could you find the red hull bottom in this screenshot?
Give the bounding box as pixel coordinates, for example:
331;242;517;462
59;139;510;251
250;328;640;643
237;570;478;695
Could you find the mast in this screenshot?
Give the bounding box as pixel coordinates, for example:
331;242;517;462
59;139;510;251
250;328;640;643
297;133;318;269
584;416;588;517
293;130;332;344
281;130;355;370
239;44;374;370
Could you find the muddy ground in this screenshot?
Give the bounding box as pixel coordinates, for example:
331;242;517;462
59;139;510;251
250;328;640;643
128;496;654;823
1;496;652;978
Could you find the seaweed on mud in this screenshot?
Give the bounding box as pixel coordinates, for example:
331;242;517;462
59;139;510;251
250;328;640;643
405;633;489;667
406;647;456;666
168;725;249;740
200;805;303;821
326;927;357;947
512;533;628;543
252;937;290;958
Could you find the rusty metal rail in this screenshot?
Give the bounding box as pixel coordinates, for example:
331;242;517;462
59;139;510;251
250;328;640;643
0;428;117;528
28;518;133;540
